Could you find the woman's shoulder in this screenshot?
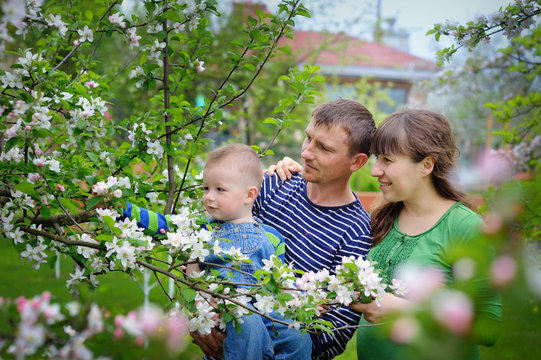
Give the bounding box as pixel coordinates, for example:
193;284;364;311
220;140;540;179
442;202;483;239
445;202;481;223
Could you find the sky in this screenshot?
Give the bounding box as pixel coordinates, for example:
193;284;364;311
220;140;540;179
260;0;513;60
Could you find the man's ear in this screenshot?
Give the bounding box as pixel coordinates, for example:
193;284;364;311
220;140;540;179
421;156;435;176
245;186;259;204
350;153;369;172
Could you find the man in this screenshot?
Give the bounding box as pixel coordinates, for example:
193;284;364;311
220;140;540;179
194;98;376;359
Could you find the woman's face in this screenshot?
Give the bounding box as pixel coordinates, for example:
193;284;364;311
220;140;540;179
370;153;427;203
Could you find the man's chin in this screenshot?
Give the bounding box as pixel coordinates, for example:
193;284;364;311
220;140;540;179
301;171;318;183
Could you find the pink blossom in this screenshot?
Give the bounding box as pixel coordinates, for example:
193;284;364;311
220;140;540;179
431;289;473;335
108;13;126;28
92;182;107;195
15;296;28;313
33;157;46;167
57;184;65;192
193;58;205;73
114;314;124;327
113;326;124;339
396;264;445;302
390;316;419;344
41;291;51;301
28;173;40;184
73;40;80;46
482;212;504;235
476;149;514;184
25;125;31;131
135;336;145;346
491;255;517;287
6;126;18;138
85;80;99;88
113;189;122;198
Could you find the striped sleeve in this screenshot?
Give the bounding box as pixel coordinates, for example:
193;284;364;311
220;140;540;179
123;202;173;236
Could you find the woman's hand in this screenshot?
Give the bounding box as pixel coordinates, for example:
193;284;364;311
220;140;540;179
265;156;303;181
350;293;409;323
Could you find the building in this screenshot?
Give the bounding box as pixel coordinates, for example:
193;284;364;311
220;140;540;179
279;30;438;112
232;1;438;111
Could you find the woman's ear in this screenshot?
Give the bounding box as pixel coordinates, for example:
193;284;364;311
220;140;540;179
350;153;369;172
245;186;259;204
421;156;435;176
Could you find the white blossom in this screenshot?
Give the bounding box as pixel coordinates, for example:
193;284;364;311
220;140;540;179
77;25;94;42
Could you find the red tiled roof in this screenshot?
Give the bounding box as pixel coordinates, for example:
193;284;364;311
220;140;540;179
280;30;436;71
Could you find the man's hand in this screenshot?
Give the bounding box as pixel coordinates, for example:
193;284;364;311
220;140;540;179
265;156;303;181
190;297;226;357
190;326;226;357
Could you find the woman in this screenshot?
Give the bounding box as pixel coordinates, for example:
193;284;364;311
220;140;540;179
269;108;502;360
350;109;502;359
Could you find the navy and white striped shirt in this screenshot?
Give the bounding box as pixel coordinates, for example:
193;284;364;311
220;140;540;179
253;173;372;360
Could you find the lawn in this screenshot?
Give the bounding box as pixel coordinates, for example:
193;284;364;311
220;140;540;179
2;237;540;359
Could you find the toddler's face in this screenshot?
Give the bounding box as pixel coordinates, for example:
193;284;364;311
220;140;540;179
202;163;250;222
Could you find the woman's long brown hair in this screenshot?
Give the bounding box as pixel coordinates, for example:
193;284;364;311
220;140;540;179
370;109;473;247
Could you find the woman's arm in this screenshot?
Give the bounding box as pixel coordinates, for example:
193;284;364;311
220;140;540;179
265;156;302;181
350;292;410;323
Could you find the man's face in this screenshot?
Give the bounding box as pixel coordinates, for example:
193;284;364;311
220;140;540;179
300;118;355;185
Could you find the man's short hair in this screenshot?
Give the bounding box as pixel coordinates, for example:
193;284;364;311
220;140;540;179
312;98;376;156
205;143;263;188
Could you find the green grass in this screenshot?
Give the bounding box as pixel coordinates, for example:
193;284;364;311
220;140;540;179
0;237;203;359
2;238;541;360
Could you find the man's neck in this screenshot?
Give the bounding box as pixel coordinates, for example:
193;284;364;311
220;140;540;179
305;181;356;207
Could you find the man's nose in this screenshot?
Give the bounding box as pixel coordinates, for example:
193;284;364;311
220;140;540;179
301;142;314;160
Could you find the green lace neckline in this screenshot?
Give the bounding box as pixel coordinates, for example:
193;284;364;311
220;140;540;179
392;201;461;238
369;202;462;282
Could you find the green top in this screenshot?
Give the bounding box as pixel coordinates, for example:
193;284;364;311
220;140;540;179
357;202;502;360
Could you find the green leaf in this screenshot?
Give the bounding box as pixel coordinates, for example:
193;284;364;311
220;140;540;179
59;197;80;213
214;108;223;123
95;234;114;242
3;136;22;153
164;143;176;157
103;215;115;229
263;117;282;126
86;152;99;163
85;175;98;186
40;205;51;219
86;195;104;210
180;286;197;302
14;182;39;199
